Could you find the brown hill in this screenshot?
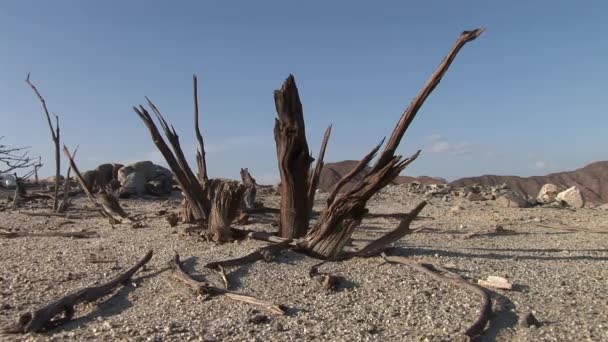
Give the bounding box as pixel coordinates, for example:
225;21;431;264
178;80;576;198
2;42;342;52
318;160;445;192
450;161;608;206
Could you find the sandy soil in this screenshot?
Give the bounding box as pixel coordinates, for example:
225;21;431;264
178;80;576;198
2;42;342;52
0;185;607;341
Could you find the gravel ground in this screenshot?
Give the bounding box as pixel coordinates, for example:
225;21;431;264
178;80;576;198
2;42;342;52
0;185;607;341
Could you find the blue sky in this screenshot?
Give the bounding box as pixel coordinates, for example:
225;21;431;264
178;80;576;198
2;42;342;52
1;1;607;183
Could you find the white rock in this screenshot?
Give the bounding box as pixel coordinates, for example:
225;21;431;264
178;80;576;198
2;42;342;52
537;183;559;204
556;186;585;208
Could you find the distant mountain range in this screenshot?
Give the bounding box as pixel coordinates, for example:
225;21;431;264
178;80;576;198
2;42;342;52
319;160;608;205
450;161;608;205
317;160;445;192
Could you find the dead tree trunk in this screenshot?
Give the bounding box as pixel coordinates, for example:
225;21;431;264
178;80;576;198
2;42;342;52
206;179;246;242
302;28;484;259
307;125;332;217
193;75;209;183
134;101;208;222
274;75;314;239
240;168;257;209
133;76;245;239
25;74;60;211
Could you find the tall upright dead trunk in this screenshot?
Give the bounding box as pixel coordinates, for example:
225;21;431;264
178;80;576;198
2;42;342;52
273;75;314;239
302;28;484;259
25;74;60;211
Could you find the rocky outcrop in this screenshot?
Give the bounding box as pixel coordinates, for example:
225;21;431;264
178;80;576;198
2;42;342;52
556;186;585;208
496;192;530;208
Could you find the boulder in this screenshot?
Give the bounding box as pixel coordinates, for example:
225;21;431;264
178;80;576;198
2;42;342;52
0;174;17;189
119;172;147;197
496;192;530;208
81;170;98;191
536;183;559;204
556;186;585;208
117;161;174;197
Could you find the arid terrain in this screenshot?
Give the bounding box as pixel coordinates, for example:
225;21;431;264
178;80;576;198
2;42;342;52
0;184;606;342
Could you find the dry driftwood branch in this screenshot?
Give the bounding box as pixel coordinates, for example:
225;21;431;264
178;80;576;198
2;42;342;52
205;240;292;269
0;229;97;239
25;74;61;211
240;168;257;209
62;145;132;224
345;201;427;258
193;74;208;183
303;28;484;260
307;125;332;217
5;250;153;333
134;102;208;222
383;255;491;338
274;75;314;239
171;253;285;315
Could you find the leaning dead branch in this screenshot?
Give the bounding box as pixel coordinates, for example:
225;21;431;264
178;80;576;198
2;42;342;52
345;201;428;258
62;145;132;224
307;125;332;217
383;255;492;338
0;229;97;239
302;28;484;260
171;253;286;315
193;75;209;183
5;250;153;333
25;74;61;211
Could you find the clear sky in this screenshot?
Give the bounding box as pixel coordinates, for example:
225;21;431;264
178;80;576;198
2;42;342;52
1;1;607;183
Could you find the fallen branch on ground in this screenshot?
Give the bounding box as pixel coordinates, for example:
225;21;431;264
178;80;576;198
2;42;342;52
205;240;293;269
0;229;97;239
383;255;492;339
171;253;286;315
4;250;153;333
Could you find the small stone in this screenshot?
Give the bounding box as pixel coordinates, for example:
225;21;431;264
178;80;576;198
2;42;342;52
249;314;270;325
519;312;541;328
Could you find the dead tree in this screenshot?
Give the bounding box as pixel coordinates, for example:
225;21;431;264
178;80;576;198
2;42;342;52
307;125;332;217
273;75;315;239
0;137;38;175
240;168;257;209
297;29;485;259
25;74;61;211
133;76;245;241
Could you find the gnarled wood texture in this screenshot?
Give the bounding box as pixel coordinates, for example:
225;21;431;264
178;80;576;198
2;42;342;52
303;28;484;259
273;75;314;239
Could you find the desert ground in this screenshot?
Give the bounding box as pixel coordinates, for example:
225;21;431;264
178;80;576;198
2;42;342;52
0;185;607;342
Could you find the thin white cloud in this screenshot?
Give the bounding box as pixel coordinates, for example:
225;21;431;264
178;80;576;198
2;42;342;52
530;160;548;171
425;135;473;155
